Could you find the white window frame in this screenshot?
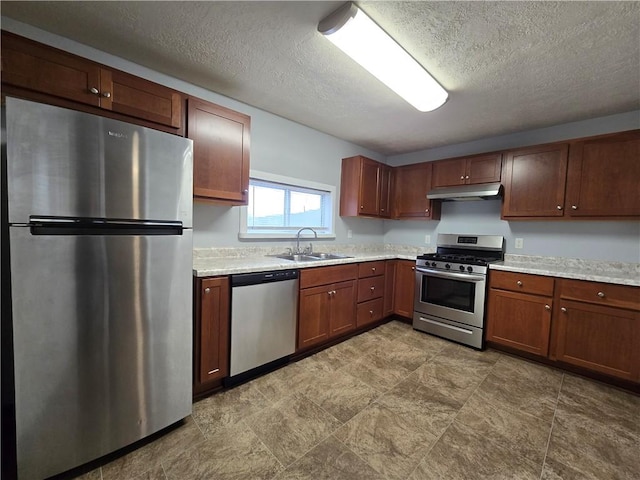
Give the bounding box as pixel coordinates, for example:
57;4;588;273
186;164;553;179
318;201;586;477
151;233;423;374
239;170;337;240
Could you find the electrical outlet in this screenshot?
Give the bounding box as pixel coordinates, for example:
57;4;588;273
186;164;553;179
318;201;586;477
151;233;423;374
425;235;431;244
347;229;353;239
515;238;524;249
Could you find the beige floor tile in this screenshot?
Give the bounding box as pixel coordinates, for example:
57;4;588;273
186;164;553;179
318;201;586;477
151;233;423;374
409;420;540;480
376;378;460;437
368;336;432;372
395;328;449;356
300;369;381;422
334;403;438;480
191;381;271;437
163;421;282;480
250;362;318;402
275;435;385;480
244;392;343;467
341;351;411;392
101;416;205;480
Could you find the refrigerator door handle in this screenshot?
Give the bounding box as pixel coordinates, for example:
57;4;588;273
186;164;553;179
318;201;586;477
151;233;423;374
28;216;184;236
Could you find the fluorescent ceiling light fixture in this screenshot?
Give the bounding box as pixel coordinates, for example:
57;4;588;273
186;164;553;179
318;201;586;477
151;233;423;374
318;2;448;112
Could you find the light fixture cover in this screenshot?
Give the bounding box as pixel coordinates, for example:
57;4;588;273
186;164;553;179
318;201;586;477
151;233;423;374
318;2;448;112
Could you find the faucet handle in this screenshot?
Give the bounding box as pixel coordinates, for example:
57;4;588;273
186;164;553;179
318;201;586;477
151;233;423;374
285;247;293;255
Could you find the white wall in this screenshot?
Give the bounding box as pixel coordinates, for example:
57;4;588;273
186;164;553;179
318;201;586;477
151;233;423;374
5;18;639;262
385;113;640;263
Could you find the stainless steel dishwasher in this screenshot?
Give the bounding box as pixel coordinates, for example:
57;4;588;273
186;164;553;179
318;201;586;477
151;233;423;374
227;269;299;385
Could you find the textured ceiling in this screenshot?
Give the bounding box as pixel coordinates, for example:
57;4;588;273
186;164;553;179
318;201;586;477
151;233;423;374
2;1;639;155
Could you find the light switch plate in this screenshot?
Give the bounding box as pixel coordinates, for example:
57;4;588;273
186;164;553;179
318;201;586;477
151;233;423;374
515;238;524;249
425;235;431;244
347;229;353;239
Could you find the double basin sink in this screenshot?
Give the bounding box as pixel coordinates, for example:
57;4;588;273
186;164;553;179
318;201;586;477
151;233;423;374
273;252;353;262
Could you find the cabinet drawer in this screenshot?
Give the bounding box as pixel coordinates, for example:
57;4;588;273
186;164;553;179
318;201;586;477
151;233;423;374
357;275;385;302
490;270;554;296
558;278;640;311
356;298;384;328
358;261;386;278
300;264;358;289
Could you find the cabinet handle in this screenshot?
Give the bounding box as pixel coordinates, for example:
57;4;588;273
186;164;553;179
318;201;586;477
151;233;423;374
561;307;567;313
412;266;415;271
557;205;563;210
571;205;578;210
516;280;523;286
243;189;248;194
381;208;385;212
544;304;551;310
369;310;374;316
204;288;210;294
89;87;99;95
465;175;469;179
425;209;429;214
370;286;375;292
597;291;605;298
102;92;111;98
360;205;364;209
460;176;465;180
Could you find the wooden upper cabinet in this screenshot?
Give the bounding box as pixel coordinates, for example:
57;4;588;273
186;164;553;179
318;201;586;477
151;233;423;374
340;155;391;218
187;97;251;205
501;143;569;218
1;31;183;132
565;130;640;218
432;153;502;187
393;162;441;220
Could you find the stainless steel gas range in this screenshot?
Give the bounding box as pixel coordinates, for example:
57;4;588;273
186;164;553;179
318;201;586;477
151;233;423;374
413;234;505;349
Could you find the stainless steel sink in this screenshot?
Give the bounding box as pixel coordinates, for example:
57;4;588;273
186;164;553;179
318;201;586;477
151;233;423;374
272;252;353;262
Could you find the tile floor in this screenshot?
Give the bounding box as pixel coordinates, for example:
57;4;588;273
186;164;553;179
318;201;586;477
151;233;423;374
76;320;640;480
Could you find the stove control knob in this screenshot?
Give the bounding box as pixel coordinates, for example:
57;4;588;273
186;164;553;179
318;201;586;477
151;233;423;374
431;262;437;267
459;265;465;272
445;264;451;269
467;266;473;273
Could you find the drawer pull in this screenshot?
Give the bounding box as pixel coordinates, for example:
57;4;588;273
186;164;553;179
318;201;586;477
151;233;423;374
597;291;605;298
371;267;376;272
370;286;375;292
557;205;563;210
544;304;551;310
89;87;99;95
571;205;578;210
369;310;374;316
561;307;567;313
516;281;523;286
204;288;210;294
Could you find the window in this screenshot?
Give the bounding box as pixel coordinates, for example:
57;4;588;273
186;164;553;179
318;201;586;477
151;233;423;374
239;171;336;239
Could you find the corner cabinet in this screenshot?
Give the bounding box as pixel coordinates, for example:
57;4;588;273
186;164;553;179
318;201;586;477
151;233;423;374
340;156;392;218
194;276;230;396
187;98;251;205
1;31;183;134
393;162;441;220
431;152;502;187
297;264;358;350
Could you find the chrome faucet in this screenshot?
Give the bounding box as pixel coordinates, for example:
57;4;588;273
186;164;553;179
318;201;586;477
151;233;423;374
296;227;318;254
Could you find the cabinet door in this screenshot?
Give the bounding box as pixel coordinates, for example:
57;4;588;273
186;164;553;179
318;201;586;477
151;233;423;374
502;144;569;218
393;162;440;219
101;69;182;129
566;130;640;217
555;300;640;381
378;165;393;218
486;289;552;357
330;280;357;337
188;98;251;204
198;277;230;385
467;153;502;184
298;285;331;349
359;158;381;216
394;260;416;318
384;260;397;317
1;31;101;107
432;158;466;187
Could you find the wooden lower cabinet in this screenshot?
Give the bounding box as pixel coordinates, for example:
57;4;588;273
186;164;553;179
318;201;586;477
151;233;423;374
297;265;357;350
393;260;416;318
356;261;385;328
486;271;554;357
384;260;397;317
553;279;640;382
194;276;230;395
488;271;640;386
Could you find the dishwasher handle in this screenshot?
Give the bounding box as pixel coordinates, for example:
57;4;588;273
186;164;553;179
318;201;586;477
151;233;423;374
231;269;299;287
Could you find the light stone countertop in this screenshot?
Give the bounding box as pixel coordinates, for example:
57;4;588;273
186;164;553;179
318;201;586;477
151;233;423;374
192;246;640;287
490;255;640;287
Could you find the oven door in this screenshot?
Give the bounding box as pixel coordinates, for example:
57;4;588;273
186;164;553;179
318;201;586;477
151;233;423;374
414;267;486;328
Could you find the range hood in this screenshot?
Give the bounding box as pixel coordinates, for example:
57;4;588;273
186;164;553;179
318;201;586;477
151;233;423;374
427;182;503;201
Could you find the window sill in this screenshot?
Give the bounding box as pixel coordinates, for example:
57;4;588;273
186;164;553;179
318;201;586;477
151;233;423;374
238;232;336;240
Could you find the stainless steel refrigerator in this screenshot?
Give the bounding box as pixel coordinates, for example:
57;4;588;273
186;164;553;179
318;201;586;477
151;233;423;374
1;97;193;480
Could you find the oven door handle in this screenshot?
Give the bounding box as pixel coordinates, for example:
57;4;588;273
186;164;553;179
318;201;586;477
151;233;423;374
415;267;485;282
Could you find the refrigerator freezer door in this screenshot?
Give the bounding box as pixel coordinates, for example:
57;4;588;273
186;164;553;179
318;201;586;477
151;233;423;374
5;97;193;227
9;227;193;480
